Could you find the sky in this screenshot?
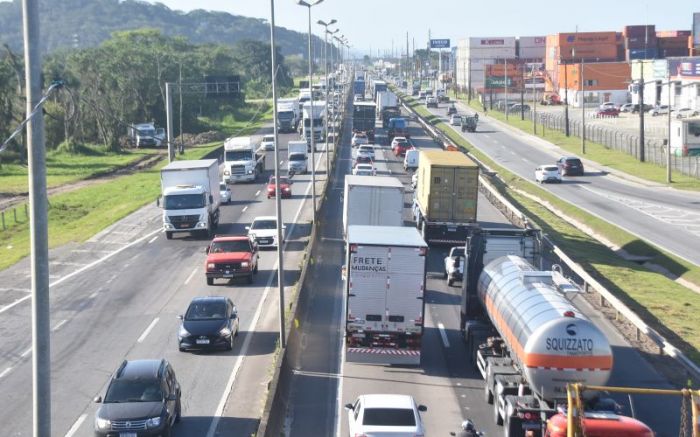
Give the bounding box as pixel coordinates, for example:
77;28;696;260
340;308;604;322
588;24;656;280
152;0;699;56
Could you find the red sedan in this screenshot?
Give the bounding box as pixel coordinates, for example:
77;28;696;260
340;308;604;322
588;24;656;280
595;107;620;118
392;138;411;156
267;176;292;199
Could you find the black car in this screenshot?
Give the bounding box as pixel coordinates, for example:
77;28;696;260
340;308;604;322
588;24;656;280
94;359;181;437
178;296;240;351
557;156;584;176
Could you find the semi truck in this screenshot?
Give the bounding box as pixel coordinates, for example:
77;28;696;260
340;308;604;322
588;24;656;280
160;159;220;240
386;117;410;143
412;150;479;244
223;136;265;183
302;102;326;150
344;225;427;366
460;227;652;436
376;91;401;128
371;80;387;100
352;102;377;142
343;175;404;238
276;99;299;133
287;140;308;175
353;80;366;98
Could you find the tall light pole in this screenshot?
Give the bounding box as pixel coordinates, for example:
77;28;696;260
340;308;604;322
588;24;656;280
318;18;337;175
297;0;324;220
268;0;286;348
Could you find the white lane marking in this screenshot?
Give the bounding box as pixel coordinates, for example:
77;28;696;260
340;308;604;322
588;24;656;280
50;261;85;267
52;319;67;331
184;267;198;285
242;206;248;212
280;160;284;165
0;287;30;293
206;146;326;437
63;413;88;437
255;190;261;196
137;317;160;343
89;291;99;299
0;228;161;315
0;367;12;379
438;322;450;348
148;235;158;244
20;347;32;358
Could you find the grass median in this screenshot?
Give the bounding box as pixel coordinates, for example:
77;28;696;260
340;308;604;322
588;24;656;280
0;105;272;272
401;91;700;364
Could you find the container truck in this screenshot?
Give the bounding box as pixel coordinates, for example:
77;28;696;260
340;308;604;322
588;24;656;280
371;80;388;100
287;140;308;175
223;136;265;183
352;102;377;142
160;159;220;240
412;150;479;244
459;227;651;436
302;101;326;150
344;225;427;366
353;80;366;98
376;91;401;128
343;175;404;238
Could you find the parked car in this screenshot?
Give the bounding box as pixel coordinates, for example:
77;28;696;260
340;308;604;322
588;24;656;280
595;107;620;118
93;359;181;437
630;103;653;113
649;105;671;116
619;103;634;112
599;102;617;111
351;132;368;147
247;216;285;248
676;108;699;119
556;156;584;176
267;176;292;199
508;103;531;113
220;183;231;204
535;165;562;183
345;394;427;437
353;163;376;176
178;296;239;351
450;114;462;126
205;235;259;285
260;134;275;151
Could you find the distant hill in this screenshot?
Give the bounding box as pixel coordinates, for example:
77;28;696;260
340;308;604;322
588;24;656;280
0;0;321;56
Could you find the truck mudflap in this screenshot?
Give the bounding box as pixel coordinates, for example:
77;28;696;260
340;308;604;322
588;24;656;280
421;222;476;245
346;347;421;366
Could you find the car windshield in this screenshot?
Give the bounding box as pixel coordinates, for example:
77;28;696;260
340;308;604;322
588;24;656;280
104;379;163;403
219;183;227;191
362;408;416;426
163;194;205;210
209;240;250;253
269;177;289;185
252;220;277;230
225;150;252;161
185;301;227;320
262;136;274;142
452;248;465;257
289;153;306;161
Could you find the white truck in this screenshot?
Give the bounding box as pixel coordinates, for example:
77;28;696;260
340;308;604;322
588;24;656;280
375;91;399;117
129;123;165;148
223;136;265;183
343;175;404;239
301;101;326;150
160;159;221;240
669;118;700;157
344;225;428;366
443;246;465;287
287;140;308;175
277;98;299;133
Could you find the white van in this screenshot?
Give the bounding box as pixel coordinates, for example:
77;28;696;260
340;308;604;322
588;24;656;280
404;148;419;171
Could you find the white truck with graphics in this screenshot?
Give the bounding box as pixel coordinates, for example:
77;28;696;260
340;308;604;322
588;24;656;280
223;136;265;183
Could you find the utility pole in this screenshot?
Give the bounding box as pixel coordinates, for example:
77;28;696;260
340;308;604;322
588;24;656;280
504;58;508;120
468;57;472;102
564;58;570;136
639;63;646;162
666;77;672;183
581;55;586;154
165;83;174;162
22;0;51;434
520;62;525;121
532;64;537;135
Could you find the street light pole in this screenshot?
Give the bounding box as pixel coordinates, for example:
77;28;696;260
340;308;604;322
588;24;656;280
318;19;337;176
297;0;324;220
578;51;586;154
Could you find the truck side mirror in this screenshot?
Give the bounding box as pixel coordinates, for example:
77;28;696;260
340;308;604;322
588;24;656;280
663;139;668;146
209;194;213;203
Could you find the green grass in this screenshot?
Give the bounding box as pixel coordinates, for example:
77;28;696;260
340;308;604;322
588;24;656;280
400;90;700;363
460;96;700;191
198;102;273;137
0;145;159;195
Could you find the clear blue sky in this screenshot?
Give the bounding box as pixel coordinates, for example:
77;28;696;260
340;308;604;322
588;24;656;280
153;0;698;56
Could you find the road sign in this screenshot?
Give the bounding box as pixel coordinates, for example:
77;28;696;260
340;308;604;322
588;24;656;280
430;39;450;49
485;77;513;88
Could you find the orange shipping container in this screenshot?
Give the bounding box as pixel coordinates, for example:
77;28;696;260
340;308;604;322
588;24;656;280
558;62;630;91
656;30;691;38
556;31;617;47
558;44;618;61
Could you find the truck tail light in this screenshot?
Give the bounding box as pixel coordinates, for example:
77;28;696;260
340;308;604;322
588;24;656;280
349;244;358;253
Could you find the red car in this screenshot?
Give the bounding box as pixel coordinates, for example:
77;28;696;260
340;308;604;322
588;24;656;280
205;235;259;285
267;176;292;199
595;107;619;118
392;137;411;156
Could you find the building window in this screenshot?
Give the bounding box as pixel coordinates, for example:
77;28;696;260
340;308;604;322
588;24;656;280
675;82;682;96
584;79;598;86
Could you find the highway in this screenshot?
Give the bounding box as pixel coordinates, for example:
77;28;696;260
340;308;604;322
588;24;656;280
0;126;330;436
284;104;681;437
425;98;700;266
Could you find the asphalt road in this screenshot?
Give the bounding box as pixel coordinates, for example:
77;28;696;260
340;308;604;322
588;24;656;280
428;100;700;267
285;106;681;437
0;124;332;436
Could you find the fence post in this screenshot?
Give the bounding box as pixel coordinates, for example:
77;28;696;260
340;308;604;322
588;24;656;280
1;211;5;230
24;204;28;218
13;208;17;223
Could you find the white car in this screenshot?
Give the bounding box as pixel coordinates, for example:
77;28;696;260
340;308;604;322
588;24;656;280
599;102;617;111
219;183;231;204
353;163;376;176
345;394;427;437
676;108;699;119
351;132;368;147
246;216;285;248
450;114;462;126
535;165;562;184
619;103;634;113
356;144;375;160
260;134;275;151
649;105;671;116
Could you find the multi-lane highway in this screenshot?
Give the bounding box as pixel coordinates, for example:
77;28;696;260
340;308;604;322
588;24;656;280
0;125;331;436
426;98;700;266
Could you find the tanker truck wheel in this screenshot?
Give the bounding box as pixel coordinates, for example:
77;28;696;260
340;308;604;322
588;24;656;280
484;381;494;404
493;397;503;425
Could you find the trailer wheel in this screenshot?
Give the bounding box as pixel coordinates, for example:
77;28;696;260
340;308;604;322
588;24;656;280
494;397;503;425
504;415;521;437
448;278;454;287
484;382;493;404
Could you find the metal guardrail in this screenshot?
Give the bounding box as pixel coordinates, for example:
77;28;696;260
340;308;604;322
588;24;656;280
397;91;700;382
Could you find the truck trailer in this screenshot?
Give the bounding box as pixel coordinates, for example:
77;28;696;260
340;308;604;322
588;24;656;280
352;102;377;142
160;159;220;240
412;150;479;244
344;225;427;366
343;175;405;238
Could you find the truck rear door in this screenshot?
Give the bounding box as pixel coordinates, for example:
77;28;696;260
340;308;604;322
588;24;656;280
385;246;425;333
348;245;389;332
452;167;478;222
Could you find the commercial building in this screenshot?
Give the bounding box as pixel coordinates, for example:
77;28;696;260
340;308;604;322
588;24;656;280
557;61;631;107
629;57;700;111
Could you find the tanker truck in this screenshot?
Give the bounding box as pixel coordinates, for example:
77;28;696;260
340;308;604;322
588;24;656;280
460;227;652;437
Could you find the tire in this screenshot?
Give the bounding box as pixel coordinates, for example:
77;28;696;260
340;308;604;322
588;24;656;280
247;274;254;285
494;397;503;425
225;334;233;351
253;263;259;274
175;399;182;423
207;277;214;286
484;381;494;404
504;415;521;437
165;231;173;240
161;423;172;437
448;278;454;287
420;221;427;241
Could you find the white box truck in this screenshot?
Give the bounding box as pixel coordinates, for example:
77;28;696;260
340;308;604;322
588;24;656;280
344;225;428;366
160;159;220;240
277;98;299;133
287;140;308;175
223;136;265;183
302;101;326;150
343;175;404;239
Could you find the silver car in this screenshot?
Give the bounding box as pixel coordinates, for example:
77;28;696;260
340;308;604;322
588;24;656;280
220;183;231;204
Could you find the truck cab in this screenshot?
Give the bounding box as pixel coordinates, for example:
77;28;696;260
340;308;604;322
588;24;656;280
131;123;165;148
302;101;326;150
223;137;265;184
387;117;410;143
276;102;298;133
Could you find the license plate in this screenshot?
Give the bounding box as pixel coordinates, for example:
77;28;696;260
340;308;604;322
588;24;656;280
120;433;137;437
223;274;233;278
196;338;210;345
260;239;271;244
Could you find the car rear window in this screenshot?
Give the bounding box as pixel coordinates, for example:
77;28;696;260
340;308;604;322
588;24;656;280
566;159;582;165
362;408;416;426
544;166;558;171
